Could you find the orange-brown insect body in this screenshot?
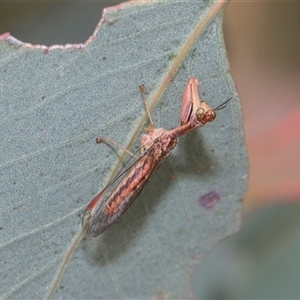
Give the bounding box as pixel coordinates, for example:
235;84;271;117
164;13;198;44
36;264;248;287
105;129;177;216
82;78;230;237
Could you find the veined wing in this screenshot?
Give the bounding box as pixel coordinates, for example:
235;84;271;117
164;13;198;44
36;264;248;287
82;141;168;237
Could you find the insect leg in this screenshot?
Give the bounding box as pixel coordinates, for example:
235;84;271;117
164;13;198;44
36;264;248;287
180;78;202;125
139;84;155;133
96;137;138;159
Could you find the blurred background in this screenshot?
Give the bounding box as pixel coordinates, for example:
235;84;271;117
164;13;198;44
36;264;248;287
1;1;299;298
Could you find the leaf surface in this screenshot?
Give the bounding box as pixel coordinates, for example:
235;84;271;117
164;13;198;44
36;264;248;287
0;1;247;299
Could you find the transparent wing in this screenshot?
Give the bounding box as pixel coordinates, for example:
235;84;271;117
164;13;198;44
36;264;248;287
82;142;167;237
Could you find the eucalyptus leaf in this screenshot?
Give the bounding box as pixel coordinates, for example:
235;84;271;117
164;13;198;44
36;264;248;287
0;1;247;299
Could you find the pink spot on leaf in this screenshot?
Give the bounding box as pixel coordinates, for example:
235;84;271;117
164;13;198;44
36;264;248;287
198;190;220;208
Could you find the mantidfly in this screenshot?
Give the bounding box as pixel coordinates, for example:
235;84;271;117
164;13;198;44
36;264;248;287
82;78;231;237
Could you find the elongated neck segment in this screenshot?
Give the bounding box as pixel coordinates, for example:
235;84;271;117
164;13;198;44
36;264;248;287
167;118;203;138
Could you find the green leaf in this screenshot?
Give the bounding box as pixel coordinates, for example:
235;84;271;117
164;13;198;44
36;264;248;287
0;1;247;299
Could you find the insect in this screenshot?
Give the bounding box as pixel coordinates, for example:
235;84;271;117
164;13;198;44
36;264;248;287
82;78;231;237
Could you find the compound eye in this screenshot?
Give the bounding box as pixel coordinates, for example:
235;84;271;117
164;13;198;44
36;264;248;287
205;110;216;122
195;108;205;122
